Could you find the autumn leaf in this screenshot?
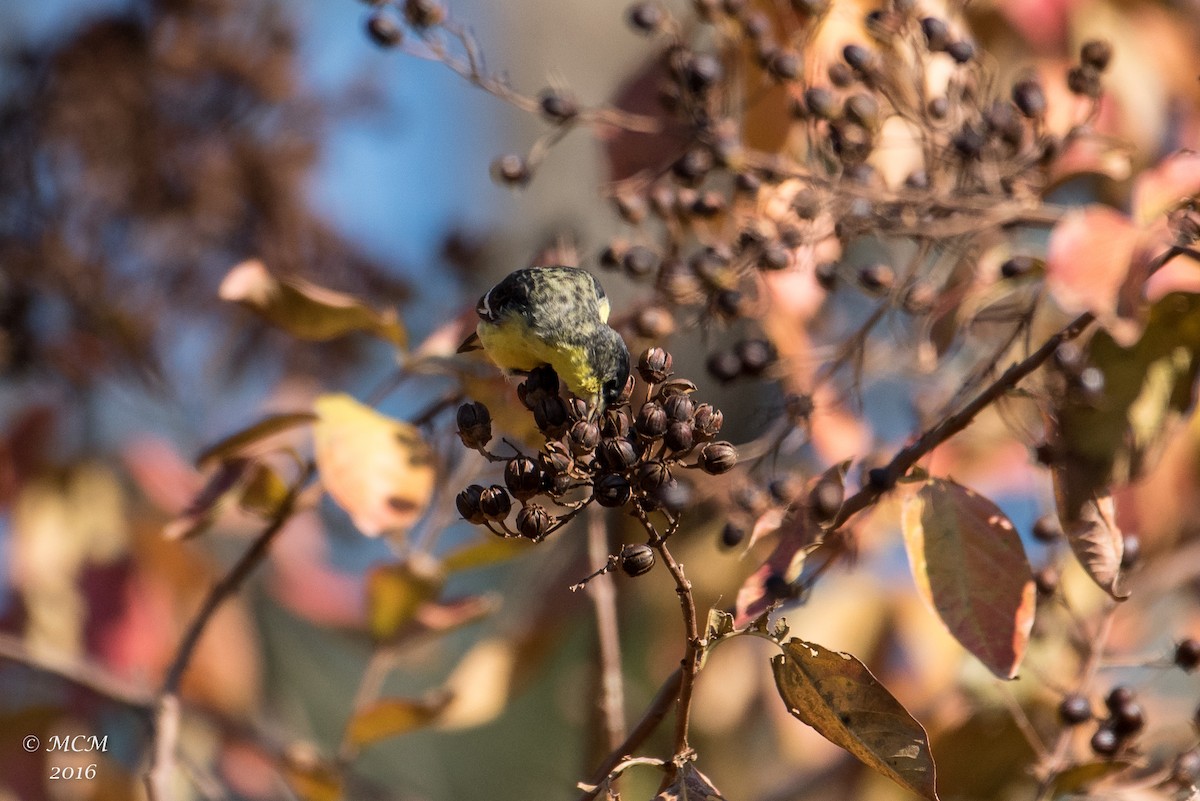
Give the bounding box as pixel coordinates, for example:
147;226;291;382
344;693;451;747
162;458;252;540
653;764;726;801
195;411;316;469
312;394;435;538
282;748;342;801
1131;150;1200;226
1045;206;1142;343
219;259;407;348
772;639;939;801
1054;292;1200;546
1052;489;1126;599
901;479;1036;679
366;556;443;641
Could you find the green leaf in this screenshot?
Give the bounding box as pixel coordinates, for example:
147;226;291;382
772;639;939;801
366;557;443;641
901;479;1036;678
220;259;407;348
196;411;317;469
1056;292;1200;520
345;694;451;747
238;463;290;517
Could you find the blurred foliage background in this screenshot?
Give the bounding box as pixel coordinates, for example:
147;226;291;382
2;0;1200;800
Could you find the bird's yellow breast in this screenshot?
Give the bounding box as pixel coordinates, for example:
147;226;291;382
477;318;601;397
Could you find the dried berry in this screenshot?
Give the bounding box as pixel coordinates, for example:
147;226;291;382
952;123;986;159
1032;514;1061;543
403;0;445;27
635;402;668;440
533;396;570;436
540;441;573;475
1090;726;1119;757
637;347;673;384
946;40;975;63
539;88;579;123
620;543;655;576
456;484;486;524
602;409;633;439
673;147;714;185
366;12;404;47
479;485;512;520
720;522;746;548
844;93;881;131
504;457;543;500
683;53;723;94
1105;686;1136;715
1175;638;1200;672
692;190;726;217
1059;693;1093;725
766;49;801;80
735;171;762;194
857;263;894;293
627;1;665;33
637;460;672;492
920;16;949;51
664;421;695;452
1112;703;1145;736
1080;39;1113;72
1034;566;1059;597
1067;65;1101;98
1012;79;1046;118
516;504;552;540
736;338;774;375
623;245;659;277
803;86;837;120
491;154;530;186
567;420;601;456
764;573;792;600
596;474;633;507
842;43;874;73
599;437;639;472
699;441;737;474
902;283;936;315
693;403;723;439
815;261;838;290
456;401;493;449
663;394;695;423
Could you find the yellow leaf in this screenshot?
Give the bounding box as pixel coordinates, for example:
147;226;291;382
366;556;442;641
441;536;528;573
312;394;435;537
220;259;406;348
238;463;290;517
345;694;451;747
437;638;518;730
282;747;342;801
772;639;939;801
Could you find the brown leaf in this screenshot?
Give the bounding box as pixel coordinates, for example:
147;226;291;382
772;638;939;801
1052;489;1127;599
195;411;316;469
344;693;451;747
366;555;443;641
282;747;343;801
220;259;407;348
312;393;435;537
901;479;1036;678
654;764;726;801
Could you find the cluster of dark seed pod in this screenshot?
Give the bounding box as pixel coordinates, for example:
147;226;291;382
455;348;737;574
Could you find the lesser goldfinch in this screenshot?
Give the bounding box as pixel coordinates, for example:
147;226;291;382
458;266;630;411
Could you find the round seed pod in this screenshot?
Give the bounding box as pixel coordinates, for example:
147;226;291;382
635;402;668;440
479;485;512;520
456;484;487;524
516;504;553;540
456;401;493;449
595;474;633;508
620;543;655;576
699;441;738;474
504;457;543;501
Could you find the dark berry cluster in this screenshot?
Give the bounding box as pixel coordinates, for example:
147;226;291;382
1088;686;1146;757
455;349;737;561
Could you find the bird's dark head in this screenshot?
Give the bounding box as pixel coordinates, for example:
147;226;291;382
596;326;630;411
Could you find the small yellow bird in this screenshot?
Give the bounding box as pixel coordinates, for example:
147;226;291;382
458;266;630;412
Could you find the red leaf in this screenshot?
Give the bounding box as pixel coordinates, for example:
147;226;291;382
901;479;1036;679
1045;206;1141;341
1132;150;1200;226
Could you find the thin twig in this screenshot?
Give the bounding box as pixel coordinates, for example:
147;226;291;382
585;505;627;754
147;461;317;799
